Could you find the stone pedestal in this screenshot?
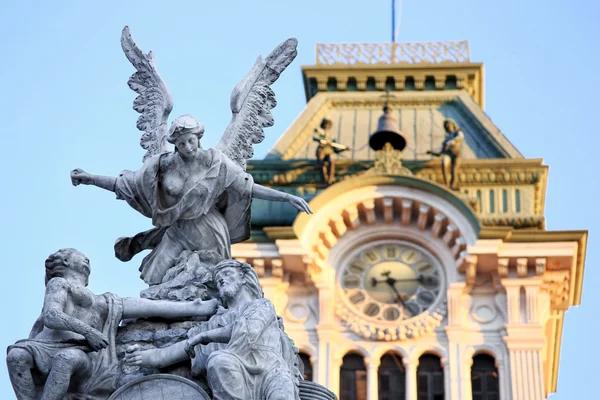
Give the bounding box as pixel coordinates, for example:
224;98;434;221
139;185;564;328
115;318;211;393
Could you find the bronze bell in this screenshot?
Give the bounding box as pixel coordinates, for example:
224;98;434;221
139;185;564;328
369;104;407;151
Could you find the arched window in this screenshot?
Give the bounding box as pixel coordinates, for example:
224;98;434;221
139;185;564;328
298;352;313;381
340;353;367;400
378;352;405;400
471;354;499;400
417;354;444;400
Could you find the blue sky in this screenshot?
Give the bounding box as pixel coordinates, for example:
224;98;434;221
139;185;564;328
0;0;597;398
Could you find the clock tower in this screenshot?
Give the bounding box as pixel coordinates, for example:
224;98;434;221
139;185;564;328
232;41;587;400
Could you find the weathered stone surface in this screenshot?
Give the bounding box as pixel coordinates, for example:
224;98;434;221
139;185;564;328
124;260;304;399
154;329;188;347
118;330;154;344
109;374;210;400
6;249;218;400
299;380;337;400
140;250;222;301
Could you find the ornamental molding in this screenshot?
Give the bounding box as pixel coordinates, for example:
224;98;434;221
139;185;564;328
303;65;483;106
335;297;447;341
327;92;463;109
416;166;546;186
542;270;571;310
294;183;479;276
250;159;547;185
461;241;580;312
481;217;545;229
315;41;471;65
292;177;480;341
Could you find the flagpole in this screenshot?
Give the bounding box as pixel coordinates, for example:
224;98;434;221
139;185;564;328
391;0;396;42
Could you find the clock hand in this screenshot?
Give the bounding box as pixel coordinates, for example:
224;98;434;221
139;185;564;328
384;280;407;308
371;277;419;286
391;285;407;308
372;277;419;285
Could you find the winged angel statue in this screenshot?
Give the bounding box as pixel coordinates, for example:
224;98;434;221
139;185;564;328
71;27;311;285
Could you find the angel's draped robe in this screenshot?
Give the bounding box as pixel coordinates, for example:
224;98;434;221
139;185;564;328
113;148;253;285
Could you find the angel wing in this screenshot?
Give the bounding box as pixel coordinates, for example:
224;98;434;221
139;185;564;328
216;38;298;169
121;26;174;162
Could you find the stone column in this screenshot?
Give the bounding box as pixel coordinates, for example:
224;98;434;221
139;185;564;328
460;355;473;400
365;357;381;400
441;357;450;400
328;355;343;398
403;358;418;400
501;278;546;400
496;355;511;400
445;282;471;400
504;336;545;400
313;267;337;392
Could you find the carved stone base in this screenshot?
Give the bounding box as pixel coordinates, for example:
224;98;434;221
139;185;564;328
115;318;211;394
299;380;338;399
109;374;210;400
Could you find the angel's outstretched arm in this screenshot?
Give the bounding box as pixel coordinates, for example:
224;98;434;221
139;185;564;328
252;184;312;214
70;169;116;192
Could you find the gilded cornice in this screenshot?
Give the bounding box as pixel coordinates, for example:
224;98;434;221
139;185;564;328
301;62;484;107
480;217;545;229
248;157;548;222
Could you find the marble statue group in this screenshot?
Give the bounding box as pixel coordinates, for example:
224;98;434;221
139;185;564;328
6;26;335;400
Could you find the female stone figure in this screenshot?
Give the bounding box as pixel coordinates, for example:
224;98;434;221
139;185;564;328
6;248;219;400
71;27;311;285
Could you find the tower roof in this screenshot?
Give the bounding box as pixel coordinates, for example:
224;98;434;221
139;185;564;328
266;91;522;161
266;41;522;161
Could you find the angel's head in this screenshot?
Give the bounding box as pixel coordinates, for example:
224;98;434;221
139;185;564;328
168;115;205;159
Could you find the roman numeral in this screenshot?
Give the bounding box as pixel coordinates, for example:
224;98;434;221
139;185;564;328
416;261;434;274
401;249;420;264
349;291;366;304
385;246;399;259
364;250;380;263
349;261;367;274
343;275;361;289
364;303;380;317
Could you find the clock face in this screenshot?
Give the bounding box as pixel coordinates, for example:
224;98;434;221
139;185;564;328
340;243;442;323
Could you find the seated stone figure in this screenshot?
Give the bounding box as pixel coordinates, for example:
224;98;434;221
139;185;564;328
125;259;299;400
6;248;219;400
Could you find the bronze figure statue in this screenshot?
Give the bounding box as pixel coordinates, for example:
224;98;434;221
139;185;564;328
427;118;464;190
312;116;348;185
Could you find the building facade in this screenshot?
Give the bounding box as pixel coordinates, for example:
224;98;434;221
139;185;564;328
232;41;587;400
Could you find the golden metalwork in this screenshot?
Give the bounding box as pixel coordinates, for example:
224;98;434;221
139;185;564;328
316;41;470;65
366;142;412;176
